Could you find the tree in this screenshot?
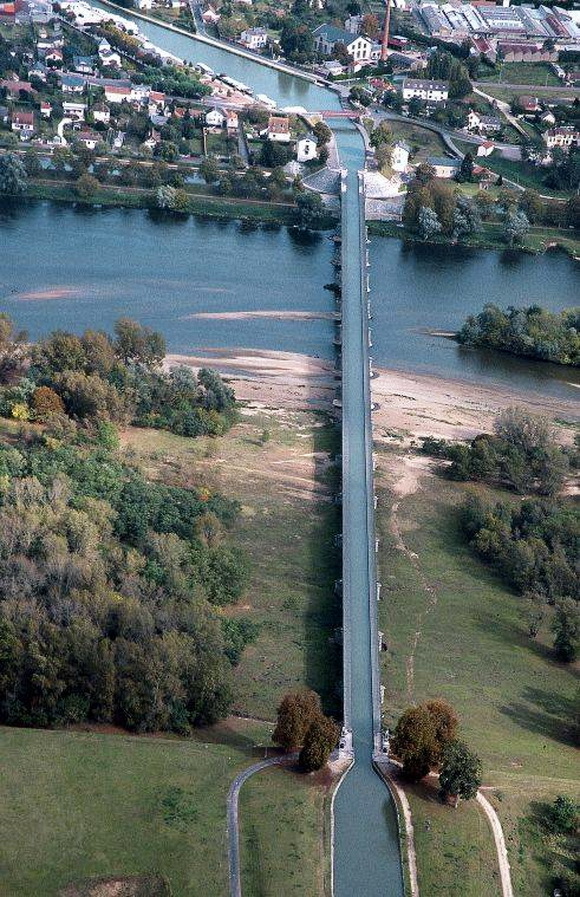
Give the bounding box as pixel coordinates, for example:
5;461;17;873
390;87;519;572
75;173;99;199
299;714;340;771
503;210;529;247
313;121;331;147
452;195;481;240
31;386;65;420
418;206;442;240
295;191;325;229
392;699;458;780
199;155;219;184
439;740;482;806
457;152;474;183
552;598;579;663
114;318;166;368
548;795;579;834
273;690;322;751
0;153;27;195
0;314;27;384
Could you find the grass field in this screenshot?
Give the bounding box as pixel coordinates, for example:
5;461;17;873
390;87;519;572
476;83;577;102
240;764;331;897
406;779;501;897
477;63;560;87
375;460;579;895
0;720;270;897
385;121;446;163
122;407;342;720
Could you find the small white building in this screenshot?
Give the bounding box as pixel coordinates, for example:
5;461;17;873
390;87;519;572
11;110;34;139
205;107;225;128
476;140;495;157
136;0;153;8
467;109;501;133
240;27;268;50
296;135;318;162
540;109;556;127
402;78;448;104
427;155;460;178
266;113;290;143
92;103;111;124
63;100;87;120
40;100;52;118
225;109;239;132
391;140;410;172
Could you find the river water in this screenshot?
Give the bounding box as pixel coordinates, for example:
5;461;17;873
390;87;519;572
2;200;577;397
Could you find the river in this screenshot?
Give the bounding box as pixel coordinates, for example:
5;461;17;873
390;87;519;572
2;201;577;397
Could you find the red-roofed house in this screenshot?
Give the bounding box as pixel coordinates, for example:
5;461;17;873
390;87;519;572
104;83;131;104
1;78;34;99
266;113;290;143
11;109;34;138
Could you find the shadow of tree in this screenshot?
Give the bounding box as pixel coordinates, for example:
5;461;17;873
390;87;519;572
499;686;579;747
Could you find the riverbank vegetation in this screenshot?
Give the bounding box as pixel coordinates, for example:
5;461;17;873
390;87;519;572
376;399;579;897
457;304;580;367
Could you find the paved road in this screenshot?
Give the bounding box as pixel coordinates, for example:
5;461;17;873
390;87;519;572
227;754;298;897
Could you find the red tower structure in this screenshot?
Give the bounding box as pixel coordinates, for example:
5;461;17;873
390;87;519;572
380;0;392;61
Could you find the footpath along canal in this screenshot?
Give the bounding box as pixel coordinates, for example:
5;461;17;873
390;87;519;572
85;8;405;893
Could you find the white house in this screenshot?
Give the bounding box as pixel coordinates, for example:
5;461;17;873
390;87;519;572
202;6;220;24
266;113;290;143
467;109;501;133
296;135;318;162
476;140;495;157
312;24;372;63
391;140;410;172
427;155;460;178
136;0;153;8
40;100;52;118
402;78;448;103
98;40;122;67
11;110;34;139
240;27;268;50
225;108;239;132
543;126;580;149
539;109;556;127
104;83;131;104
76;129;100;150
205;107;225;127
63;100;87;120
92;103;111;124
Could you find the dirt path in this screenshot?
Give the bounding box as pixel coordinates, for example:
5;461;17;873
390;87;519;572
476;791;515;897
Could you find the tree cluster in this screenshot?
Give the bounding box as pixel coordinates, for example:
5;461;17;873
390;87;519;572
0;426;253;732
403;166;481;242
426;50;471;99
0;316;236;439
273;690;340;771
458;304;580;367
421;407;574;497
460;492;579;661
392;699;481;802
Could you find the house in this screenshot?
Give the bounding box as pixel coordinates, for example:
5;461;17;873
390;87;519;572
98;40;122;67
148;91;166;115
296;134;318;162
476;140;495;157
266;113;290;143
40;100;52;118
61;73;86;93
202;6;221;24
312;24;372;63
391;140;410;173
73;55;96;74
467;109;501;133
0;78;34;99
427;155;460;178
402;78;448;104
11;110;34;138
540;109;556;127
76;128;100;149
240;27;268;50
320;60;344;77
92;102;110;124
44;47;63;66
63;100;87;120
130;84;150;103
112;130;125;149
344;14;362;33
518;96;541;115
225;108;239;132
136;0;153;8
205;107;225;127
28;61;48;81
104;83;131;104
543;126;580;149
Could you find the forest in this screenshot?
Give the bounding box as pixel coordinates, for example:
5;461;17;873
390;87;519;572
0;316;253;732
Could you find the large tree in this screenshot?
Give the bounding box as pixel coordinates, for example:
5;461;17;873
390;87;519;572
439;740;482;806
0;153;27;196
392;699;458;780
299;714;340;772
273;690;322;752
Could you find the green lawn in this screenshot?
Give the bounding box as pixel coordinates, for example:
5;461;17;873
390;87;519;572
0;722;269;897
407;780;501;897
240;764;331;896
386;121;446;163
477;62;560;87
376;463;579;895
123;408;342;720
